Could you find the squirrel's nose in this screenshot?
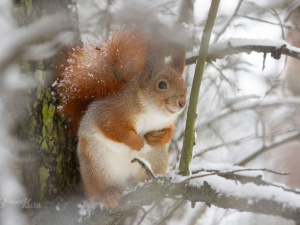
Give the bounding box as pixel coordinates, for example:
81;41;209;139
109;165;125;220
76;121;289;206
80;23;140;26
179;100;186;109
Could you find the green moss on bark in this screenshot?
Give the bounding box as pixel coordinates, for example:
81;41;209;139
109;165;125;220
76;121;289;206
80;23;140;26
13;0;80;203
39;165;50;199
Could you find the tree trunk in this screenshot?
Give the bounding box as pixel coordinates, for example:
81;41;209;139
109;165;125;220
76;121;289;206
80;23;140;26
12;0;80;203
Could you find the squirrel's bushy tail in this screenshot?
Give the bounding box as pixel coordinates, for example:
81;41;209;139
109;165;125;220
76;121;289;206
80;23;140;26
55;29;148;135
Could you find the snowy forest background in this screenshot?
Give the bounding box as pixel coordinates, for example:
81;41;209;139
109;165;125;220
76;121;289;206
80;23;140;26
1;0;300;224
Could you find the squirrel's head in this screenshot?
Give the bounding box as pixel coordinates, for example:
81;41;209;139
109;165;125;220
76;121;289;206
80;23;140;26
138;45;187;117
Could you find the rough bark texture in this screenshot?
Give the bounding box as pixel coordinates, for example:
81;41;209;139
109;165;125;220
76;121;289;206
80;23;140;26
11;0;80;205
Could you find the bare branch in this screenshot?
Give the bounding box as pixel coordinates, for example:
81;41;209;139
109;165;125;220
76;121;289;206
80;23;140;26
197;98;300;129
213;0;244;43
194;135;254;157
155;200;184;225
237;15;294;30
182;168;290;183
195;129;298;158
236;132;300;166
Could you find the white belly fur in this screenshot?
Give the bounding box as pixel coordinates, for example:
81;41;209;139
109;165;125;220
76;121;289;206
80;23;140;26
135;103;177;136
87;107;176;188
91;129;153;188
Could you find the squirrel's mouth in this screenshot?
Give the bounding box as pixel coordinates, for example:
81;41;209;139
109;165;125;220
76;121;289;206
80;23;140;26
165;106;177;114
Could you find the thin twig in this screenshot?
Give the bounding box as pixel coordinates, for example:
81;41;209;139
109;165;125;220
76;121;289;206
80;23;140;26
194;134;254;157
181;168;290;183
209;62;240;91
155;200;185;225
197;98;300;129
132;158;156;179
236;15;295;30
187;204;207;225
207;124;229;151
195;129;299;157
272;9;285;39
236;132;300;166
137;200;163;225
213;0;243;43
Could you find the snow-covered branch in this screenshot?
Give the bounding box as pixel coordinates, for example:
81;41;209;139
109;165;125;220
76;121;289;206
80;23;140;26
28;171;300;224
186;38;300;65
0;13;74;73
182;174;300;221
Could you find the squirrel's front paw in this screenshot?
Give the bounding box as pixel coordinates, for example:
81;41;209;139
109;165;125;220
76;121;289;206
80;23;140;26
125;133;144;151
102;187;121;209
131;137;144;151
144;128;172;147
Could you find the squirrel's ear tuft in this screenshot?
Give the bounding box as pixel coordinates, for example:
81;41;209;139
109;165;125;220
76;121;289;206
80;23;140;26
168;23;187;75
145;39;167;73
169;44;186;75
141;38;167;84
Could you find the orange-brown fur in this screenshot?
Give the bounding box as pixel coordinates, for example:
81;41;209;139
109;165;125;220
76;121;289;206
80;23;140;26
56;29;148;134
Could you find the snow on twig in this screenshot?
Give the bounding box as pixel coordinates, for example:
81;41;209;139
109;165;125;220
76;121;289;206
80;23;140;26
132;157;156;179
186;38;300;65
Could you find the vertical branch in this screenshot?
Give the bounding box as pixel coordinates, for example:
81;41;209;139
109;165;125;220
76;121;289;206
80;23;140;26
179;0;221;176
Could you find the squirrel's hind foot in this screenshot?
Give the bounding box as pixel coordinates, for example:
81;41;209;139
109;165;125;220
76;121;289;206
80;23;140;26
102;187;121;209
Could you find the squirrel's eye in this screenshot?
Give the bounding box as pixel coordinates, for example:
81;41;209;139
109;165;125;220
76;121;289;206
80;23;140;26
158;81;167;89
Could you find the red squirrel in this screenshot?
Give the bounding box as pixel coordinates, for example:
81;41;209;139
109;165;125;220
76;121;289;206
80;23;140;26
55;27;187;208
